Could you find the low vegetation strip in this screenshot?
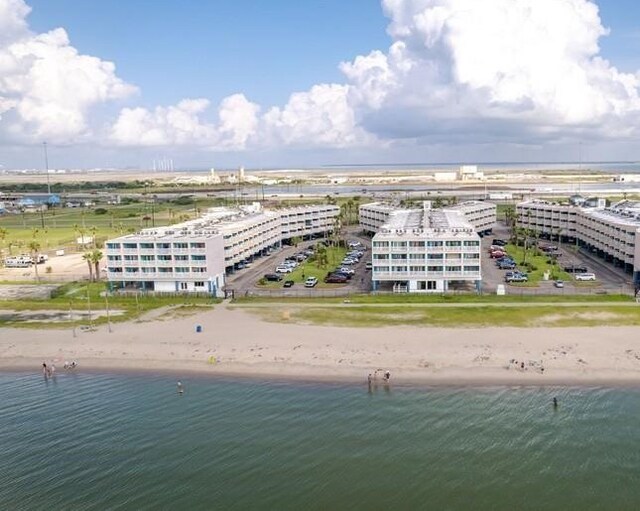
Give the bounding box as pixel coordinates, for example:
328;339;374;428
233;293;634;305
250;304;640;328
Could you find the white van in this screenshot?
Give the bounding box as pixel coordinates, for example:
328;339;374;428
575;273;596;281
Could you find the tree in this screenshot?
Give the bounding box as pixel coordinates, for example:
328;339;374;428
0;227;7;255
315;244;328;268
89;249;103;281
28;240;41;282
82;252;94;282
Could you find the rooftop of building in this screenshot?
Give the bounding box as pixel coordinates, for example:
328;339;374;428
374;205;477;239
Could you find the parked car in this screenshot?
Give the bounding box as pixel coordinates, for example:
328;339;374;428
564;265;588;273
492;239;507;246
333;270;352;280
283;280;294;288
365;262;372;271
338;267;355;275
575;273;596;281
341;259;357;265
499;262;516;270
264;273;283;282
505;272;528;283
490;251;507;259
275;266;293;273
324;274;348;284
304;277;318;288
554;280;565;288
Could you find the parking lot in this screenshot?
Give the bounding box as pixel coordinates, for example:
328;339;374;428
481;225;635;295
226;229;372;297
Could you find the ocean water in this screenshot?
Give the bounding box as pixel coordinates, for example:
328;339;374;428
1;372;639;511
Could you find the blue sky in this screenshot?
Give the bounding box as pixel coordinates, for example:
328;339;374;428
3;0;640;169
26;0;390;109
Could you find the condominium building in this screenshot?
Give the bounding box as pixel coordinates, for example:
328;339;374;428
105;229;226;295
360;200;496;235
105;202;340;294
516;199;640;282
371;202;482;293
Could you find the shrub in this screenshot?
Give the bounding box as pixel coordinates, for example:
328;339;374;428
94;208;108;215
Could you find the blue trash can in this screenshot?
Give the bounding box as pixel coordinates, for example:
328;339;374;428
196;325;202;333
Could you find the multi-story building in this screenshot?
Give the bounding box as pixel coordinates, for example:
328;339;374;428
360;200;496;236
105;229;226;295
516;199;640;283
105;202;340;294
371;202;482;293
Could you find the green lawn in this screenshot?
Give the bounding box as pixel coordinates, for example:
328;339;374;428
258;245;349;288
234;293;633;305
503;243;572;285
256;304;640;328
0;281;219;328
0;198;225;255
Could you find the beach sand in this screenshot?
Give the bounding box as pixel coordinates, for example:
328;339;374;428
1;304;640;385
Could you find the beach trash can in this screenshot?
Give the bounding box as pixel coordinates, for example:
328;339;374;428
196;325;202;333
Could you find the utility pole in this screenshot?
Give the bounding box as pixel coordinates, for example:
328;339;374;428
43;142;51;195
105;293;112;333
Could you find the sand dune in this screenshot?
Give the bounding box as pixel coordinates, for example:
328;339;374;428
1;304;640;385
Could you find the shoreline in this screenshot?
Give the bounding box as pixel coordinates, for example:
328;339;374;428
2;305;640;387
3;359;640;389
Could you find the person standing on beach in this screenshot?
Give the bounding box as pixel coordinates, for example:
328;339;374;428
42;363;47;376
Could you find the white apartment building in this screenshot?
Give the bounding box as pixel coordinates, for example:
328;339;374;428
516;199;640;283
105;202;339;294
360;200;496;236
371;203;482;293
105;229;226;295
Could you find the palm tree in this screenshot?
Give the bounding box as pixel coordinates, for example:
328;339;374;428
90;225;98;248
315;244;328;268
28;240;41;282
0;227;7;255
89;249;103;281
82;252;94;282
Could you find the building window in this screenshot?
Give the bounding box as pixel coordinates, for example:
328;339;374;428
427;266;443;272
194;281;205;288
179;282;188;290
409;266;425;272
106;243;120;249
174;255;188;261
191;255;206;261
175;267;189;273
463;240;480;246
445;241;462;247
391;254;407;260
173;243;188;249
190;242;206;249
390;241;407;248
427;253;443;259
427;241;443;247
156;243;170;249
427;281;437;290
409;241;425;248
463;253;480;259
373;254;389;260
140;243;154;249
123;243;138;249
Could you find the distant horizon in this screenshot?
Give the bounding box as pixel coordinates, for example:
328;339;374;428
3;159;640;174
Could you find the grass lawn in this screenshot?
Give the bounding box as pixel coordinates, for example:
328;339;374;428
255;304;640;328
234;293;633;305
0;281;219;328
257;245;349;289
0;198;224;254
504;243;572;285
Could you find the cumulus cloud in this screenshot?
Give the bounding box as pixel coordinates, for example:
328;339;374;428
3;0;640;156
109;94;260;150
345;0;640;142
0;0;136;142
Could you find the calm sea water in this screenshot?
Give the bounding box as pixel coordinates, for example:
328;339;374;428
1;372;639;511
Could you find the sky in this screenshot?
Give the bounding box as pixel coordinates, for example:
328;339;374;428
2;0;640;170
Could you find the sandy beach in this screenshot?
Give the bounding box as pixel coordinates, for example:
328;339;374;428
1;304;640;385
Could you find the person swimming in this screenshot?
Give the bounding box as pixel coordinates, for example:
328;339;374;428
177;381;184;394
553;397;558;408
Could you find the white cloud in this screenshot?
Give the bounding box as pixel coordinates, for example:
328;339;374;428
109;94;260;150
261;84;373;148
0;0;136;142
348;0;640;141
3;0;640;159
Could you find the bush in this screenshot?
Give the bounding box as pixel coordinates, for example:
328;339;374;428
94;208;108;215
172;196;195;205
258;278;266;286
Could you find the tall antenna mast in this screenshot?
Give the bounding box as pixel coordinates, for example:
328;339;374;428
43;142;51;195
